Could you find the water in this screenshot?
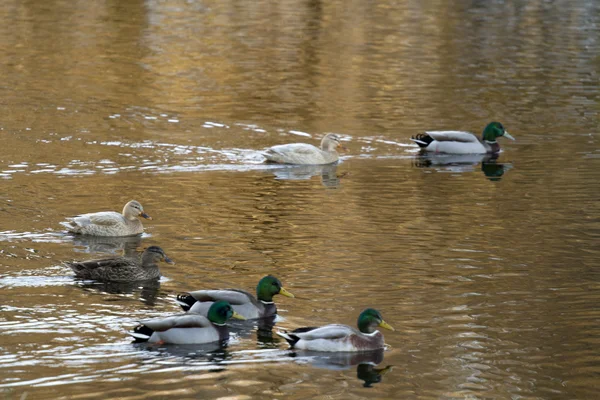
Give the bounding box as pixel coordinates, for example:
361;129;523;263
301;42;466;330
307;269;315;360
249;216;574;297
1;0;599;398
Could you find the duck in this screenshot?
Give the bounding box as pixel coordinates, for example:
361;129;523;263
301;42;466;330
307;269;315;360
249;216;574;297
411;121;515;154
129;301;245;344
60;200;152;236
66;246;173;282
276;308;394;352
263;133;345;165
176;275;294;319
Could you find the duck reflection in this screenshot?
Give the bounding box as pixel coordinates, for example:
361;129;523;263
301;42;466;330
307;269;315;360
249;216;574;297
133;341;231;359
270;163;341;188
290;349;393;387
75;279;161;306
69;234;142;256
413;153;513;181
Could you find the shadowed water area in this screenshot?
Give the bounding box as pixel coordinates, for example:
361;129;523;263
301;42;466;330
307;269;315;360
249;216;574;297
1;0;599;399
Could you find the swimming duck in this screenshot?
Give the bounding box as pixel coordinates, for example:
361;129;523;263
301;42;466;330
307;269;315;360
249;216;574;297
61;200;151;236
263;133;345;165
129;301;245;344
276;308;394;352
66;246;173;282
411;122;515;154
176;275;294;319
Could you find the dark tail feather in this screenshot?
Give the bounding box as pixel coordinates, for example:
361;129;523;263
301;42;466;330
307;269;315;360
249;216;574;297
276;326;317;347
176;293;197;312
410;133;433;148
130;324;154;343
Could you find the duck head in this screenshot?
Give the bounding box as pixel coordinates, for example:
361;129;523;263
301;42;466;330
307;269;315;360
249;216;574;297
123;200;152;221
208;300;246;325
482;122;515;143
357;308;394;334
142;246;174;265
256;275;295;303
321;133;346;152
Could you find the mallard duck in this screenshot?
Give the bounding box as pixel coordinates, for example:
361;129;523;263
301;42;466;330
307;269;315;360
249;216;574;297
411;121;515;154
129;301;245;344
263;133;345;165
176;275;294;319
60;200;152;236
66;246;173;282
276;308;394;352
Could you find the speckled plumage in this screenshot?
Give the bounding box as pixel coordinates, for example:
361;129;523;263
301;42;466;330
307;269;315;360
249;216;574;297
61;200;151;236
263;133;344;165
66;246;173;282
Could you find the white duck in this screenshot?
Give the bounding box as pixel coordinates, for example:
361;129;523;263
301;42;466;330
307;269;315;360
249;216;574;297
263;133;345;165
411;122;515;154
61;200;151;236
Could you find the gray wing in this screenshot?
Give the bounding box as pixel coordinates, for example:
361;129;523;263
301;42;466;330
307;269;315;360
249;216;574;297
263;143;324;164
294;324;357;340
71;212;124;227
187;289;254;306
140;313;211;332
425;131;479;143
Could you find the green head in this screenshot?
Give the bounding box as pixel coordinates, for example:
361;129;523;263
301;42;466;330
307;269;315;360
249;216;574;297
256;275;295;303
207;300;245;325
482;122;515;143
357;308;395;334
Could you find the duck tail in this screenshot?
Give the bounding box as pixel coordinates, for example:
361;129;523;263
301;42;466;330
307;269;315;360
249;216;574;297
129;324;154;342
410;133;433;148
275;330;299;347
176;293;197;312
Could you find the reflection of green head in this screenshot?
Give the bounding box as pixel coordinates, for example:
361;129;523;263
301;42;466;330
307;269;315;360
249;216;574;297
207;301;235;325
357;308;394;334
482;122;510;142
256;275;294;302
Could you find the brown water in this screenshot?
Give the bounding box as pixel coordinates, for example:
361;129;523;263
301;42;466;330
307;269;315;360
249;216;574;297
1;0;599;399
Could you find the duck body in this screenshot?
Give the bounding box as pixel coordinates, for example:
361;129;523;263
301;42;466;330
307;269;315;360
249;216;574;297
131;313;230;344
277;308;393;352
411;122;514;155
129;301;245;345
263;133;344;165
61;200;151;237
66;246;173;282
177;276;294;320
278;325;385;352
179;289;271;319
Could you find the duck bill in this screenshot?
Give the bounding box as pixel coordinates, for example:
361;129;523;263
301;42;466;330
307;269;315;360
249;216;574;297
279;287;295;298
140;212;152;220
163;256;175;265
231;311;246;320
338;143;348;151
378;320;395;331
503;131;515;141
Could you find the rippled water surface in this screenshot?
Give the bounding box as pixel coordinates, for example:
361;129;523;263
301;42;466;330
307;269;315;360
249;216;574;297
1;1;599;399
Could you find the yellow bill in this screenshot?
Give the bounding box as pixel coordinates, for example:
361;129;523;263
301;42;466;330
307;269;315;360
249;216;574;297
232;311;246;320
279;287;295;298
378;320;395;331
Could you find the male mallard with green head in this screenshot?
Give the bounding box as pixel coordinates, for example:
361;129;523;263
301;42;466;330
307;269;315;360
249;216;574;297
176;275;294;319
411;122;515;154
277;308;394;352
129;301;245;344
